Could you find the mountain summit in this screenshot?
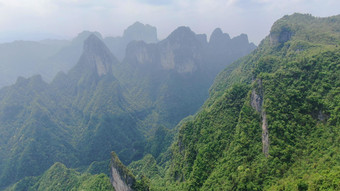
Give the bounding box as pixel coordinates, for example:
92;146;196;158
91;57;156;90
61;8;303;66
123;21;158;43
69;34;117;82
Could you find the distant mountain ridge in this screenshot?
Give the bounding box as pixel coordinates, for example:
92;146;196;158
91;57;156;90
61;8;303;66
0;23;255;189
105;21;158;61
0;22;159;88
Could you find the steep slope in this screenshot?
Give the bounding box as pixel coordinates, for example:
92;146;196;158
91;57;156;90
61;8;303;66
139;13;340;190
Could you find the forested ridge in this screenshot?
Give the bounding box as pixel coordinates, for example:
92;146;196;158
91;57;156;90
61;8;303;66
128;13;340;191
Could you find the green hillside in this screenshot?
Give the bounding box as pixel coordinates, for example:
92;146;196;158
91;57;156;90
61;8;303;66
5;162;114;191
130;13;340;190
2;13;339;191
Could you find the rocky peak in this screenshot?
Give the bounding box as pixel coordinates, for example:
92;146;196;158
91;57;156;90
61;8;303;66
166;26;198;45
73;31;102;44
209;28;231;44
157;26;203;73
232;34;250;45
84;34;108;54
229;34;256;53
123;21;158;43
78;34;116;77
196;34;208;45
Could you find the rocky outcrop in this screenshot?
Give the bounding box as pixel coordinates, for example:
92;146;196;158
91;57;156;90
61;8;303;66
317;110;329;122
83;34;116;76
124;26;256;76
68;34;119;85
123;22;158;44
124;41;155;66
206;29;256;77
261;111;269;157
104;22;158;61
270;25;294;46
110;152;150;191
110;152;136;191
159;26;203;74
121;26;257;132
250;82;263;114
251;79;269;157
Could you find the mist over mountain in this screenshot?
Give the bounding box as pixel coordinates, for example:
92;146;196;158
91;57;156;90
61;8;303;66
0;22;158;88
0;22;255;189
115;26;255;132
0;13;340;191
3;12;339;191
2;12;338;191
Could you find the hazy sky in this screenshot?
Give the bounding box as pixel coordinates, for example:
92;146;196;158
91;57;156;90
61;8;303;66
0;0;339;44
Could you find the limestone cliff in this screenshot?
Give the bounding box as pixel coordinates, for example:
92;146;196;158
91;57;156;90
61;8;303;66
251;79;269;157
110;152;149;191
110;152;136;191
83;34;116;77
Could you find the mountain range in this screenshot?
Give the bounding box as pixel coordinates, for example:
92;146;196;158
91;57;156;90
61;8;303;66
0;22;158;88
0;22;255;189
128;13;340;191
1;13;339;191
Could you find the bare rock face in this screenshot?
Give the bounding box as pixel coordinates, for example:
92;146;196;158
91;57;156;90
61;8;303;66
67;34;119;88
83;34;116;77
158;26;203;74
250;79;263;113
124;41;155;66
270;25;294;46
160;42;176;70
124;26;205;74
251;79;269;157
110;152;136;191
261;111;269;157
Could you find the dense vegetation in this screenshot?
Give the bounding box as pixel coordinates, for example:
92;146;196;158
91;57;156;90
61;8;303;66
128;13;340;190
5;162;114;191
2;12;337;191
0;22;254;189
